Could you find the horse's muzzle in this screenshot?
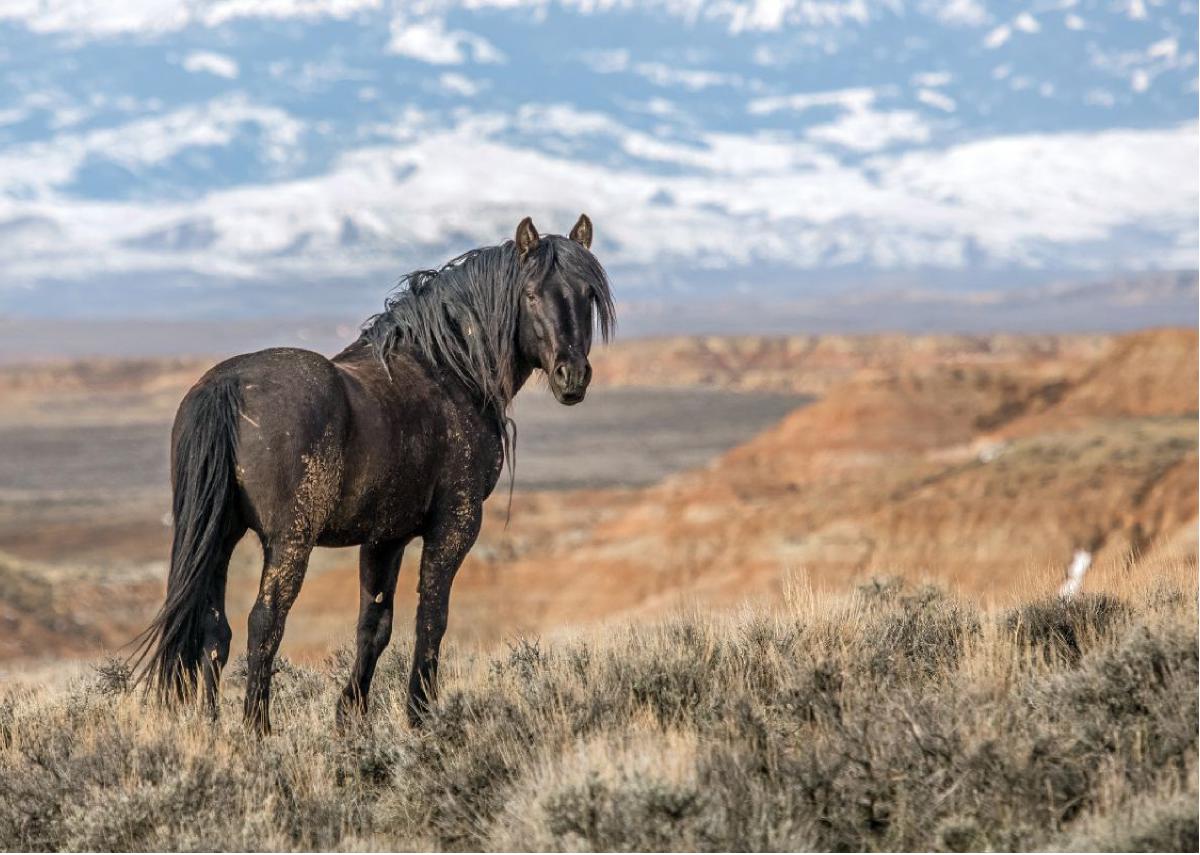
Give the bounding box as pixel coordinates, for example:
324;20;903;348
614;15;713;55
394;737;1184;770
551;358;592;405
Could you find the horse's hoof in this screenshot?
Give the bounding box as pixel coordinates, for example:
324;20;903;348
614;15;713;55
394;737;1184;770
335;697;367;733
406;702;431;729
243;713;272;738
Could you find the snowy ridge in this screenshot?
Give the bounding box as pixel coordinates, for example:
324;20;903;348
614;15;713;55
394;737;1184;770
0;0;1195;314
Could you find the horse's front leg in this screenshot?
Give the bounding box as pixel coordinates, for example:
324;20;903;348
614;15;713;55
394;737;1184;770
407;501;481;726
336;539;407;727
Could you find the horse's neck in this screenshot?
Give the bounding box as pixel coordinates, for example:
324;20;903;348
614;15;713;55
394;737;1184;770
509;360;535;400
345;333;536;422
434;349;534;425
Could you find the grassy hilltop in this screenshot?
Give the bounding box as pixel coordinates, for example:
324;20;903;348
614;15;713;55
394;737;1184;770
1;563;1196;852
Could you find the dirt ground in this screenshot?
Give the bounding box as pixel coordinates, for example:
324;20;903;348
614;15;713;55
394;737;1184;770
0;381;806;662
0;386;804;560
2;330;1194;665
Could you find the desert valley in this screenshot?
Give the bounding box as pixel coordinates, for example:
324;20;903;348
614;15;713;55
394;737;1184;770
1;328;1195;665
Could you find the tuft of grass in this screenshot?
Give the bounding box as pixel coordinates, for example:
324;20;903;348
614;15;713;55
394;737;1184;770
1005;593;1132;664
0;573;1195;852
92;657;134;697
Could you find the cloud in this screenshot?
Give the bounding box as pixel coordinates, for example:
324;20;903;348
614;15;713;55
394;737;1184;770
747;87;932;151
0;0;1195;298
984;24;1010;49
920;0;989;27
916;88;956;112
387;16;504;65
438;72;483;97
0;0;993;39
629;62;741;91
581;51;742;91
182;50;239;79
0;96;305;199
0;0;381;37
806;107;932;150
912;71;953;87
1013;11;1039;33
580;48;630;74
747;87;875;116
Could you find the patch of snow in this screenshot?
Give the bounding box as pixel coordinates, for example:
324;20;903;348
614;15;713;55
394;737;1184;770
3;116;1194;285
977;440;1007;463
1059;549;1092;598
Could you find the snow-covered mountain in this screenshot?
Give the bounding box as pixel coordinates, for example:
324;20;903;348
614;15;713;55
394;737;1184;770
0;1;1195;319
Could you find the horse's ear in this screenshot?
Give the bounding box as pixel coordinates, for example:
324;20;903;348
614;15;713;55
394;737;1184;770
515;217;540;258
569;213;593;249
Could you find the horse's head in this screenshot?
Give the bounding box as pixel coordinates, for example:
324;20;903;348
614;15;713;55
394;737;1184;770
513;214;614;406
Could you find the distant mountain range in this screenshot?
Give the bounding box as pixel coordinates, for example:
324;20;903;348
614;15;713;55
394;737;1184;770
0;1;1196;322
1;269;1194;361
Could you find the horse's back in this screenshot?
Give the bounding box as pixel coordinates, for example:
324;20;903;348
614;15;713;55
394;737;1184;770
187;348;351;538
174;343;498;546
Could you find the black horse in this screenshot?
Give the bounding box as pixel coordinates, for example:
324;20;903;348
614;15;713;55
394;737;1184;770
132;215;614;734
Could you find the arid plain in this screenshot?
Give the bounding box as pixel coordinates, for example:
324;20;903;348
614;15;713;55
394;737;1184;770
1;328;1194;666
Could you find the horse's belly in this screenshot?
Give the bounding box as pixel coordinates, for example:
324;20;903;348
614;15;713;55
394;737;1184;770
317;452;437;546
316;500;425;547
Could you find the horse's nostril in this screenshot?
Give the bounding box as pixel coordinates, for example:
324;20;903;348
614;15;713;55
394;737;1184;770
554;364;571;384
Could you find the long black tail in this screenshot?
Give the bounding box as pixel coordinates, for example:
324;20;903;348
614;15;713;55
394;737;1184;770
130;375;242;700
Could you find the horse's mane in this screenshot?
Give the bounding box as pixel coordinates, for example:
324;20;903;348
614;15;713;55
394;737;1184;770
359;235;615;458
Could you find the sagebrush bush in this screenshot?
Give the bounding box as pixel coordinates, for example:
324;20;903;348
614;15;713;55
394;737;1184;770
1;576;1195;852
1005;592;1131;664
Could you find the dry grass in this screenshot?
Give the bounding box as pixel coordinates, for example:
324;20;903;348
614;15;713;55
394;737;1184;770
1;562;1196;852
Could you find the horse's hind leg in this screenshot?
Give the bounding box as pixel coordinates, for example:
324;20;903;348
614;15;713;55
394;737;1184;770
199;527;244;718
336;539;407;727
244;539;313;735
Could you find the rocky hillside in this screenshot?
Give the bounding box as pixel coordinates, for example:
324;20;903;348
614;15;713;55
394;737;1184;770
0;334;1109;428
449;327;1197;634
1;330;1195;660
591;333;1111;394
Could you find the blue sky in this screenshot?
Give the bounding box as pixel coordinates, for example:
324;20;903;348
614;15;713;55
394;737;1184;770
0;1;1196;319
